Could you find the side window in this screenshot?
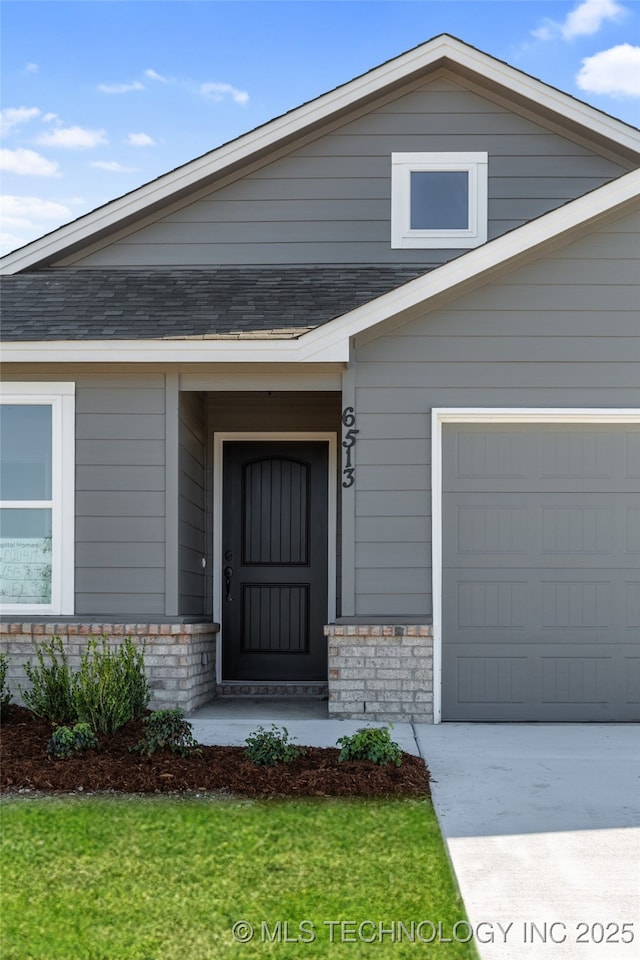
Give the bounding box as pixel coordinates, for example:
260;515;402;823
391;152;488;249
0;383;75;614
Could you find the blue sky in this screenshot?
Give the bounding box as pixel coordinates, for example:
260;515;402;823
1;0;639;255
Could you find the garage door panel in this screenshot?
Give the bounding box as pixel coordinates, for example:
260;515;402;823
446;570;633;638
540;656;612;704
445;495;638;568
454;578;528;630
453;654;529;706
625;433;640;477
540;578;614;631
626;508;640;554
626;582;640;627
445;646;636;720
447;425;640;490
442;423;640;721
624;658;640;704
443;477;638;494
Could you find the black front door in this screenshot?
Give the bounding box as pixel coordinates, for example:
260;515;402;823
221;440;329;681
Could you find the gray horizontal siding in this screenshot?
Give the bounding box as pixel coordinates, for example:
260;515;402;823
356;437;430;465
179;392;207;616
355;363;640;388
76;414;166;441
76;516;165;543
76;439;166;466
349;205;640;619
68;77;632;268
74;377;166;617
358;336;640;363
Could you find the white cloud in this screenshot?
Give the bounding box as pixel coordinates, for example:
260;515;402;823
200;82;249;105
145;68;250;106
577;44;640;96
127;132;155;147
0;106;41;137
24;63;39;74
0;148;60;177
90;160;139;172
0;194;78;254
43;113;59;124
0;194;71;229
531;25;554;41
145;68;169;83
98;80;144;94
36;126;108;148
0;230;29;254
532;0;627;41
563;0;626;38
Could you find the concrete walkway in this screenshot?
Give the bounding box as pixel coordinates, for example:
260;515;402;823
189;702;640;960
188;698;419;754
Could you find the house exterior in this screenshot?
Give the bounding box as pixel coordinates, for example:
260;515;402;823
1;35;639;722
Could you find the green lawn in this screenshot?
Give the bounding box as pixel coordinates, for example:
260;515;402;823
1;796;478;960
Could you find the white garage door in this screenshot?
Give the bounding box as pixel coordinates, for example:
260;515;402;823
442;422;640;721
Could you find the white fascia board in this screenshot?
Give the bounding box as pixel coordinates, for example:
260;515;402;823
0;338;351;363
2;36;638;275
298;169;640;360
0;380;75;396
1;338;302;364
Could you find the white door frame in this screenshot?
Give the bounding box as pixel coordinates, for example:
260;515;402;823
431;408;640;723
213;431;337;684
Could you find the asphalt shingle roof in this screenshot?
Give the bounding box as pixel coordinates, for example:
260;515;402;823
0;267;427;341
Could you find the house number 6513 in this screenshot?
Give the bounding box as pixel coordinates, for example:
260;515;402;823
342;406;359;488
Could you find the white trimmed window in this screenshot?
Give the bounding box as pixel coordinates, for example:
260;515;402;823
391;152;488;248
0;382;75;615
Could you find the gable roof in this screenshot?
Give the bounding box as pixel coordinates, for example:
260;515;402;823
3;168;638;364
1;33;639;275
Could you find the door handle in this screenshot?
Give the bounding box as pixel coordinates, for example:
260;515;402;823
224;565;233;602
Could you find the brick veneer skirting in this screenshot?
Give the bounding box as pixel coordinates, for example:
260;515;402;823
324;624;434;723
0;623;218;715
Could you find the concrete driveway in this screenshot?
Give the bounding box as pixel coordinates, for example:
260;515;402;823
414;723;640;960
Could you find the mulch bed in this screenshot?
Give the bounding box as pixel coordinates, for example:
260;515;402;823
0;706;431;799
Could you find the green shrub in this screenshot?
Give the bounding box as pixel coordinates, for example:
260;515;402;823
21;638;77;724
132;709;201;757
244;724;304;765
0;653;12;719
73;637;150;735
336;726;403;767
47;722;97;759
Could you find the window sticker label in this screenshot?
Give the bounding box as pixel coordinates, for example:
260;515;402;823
0;537;52;604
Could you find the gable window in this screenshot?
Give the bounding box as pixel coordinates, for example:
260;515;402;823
0;382;75;615
391;152;488;248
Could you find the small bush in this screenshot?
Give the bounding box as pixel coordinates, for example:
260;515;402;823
73;637;150;734
0;653;12;719
47;722;97;759
336;726;403;767
244;724;304;766
132;709;201;757
21;638;76;724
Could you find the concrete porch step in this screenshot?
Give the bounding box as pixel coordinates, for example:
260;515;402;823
188;696;329;721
